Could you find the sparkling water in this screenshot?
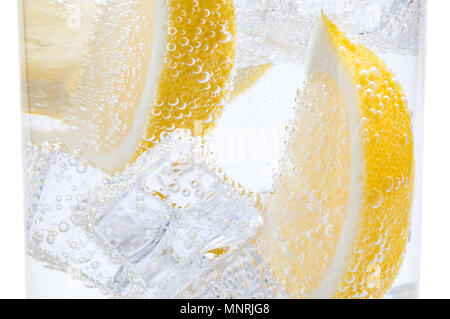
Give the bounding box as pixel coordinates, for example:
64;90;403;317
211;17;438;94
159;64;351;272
20;0;426;298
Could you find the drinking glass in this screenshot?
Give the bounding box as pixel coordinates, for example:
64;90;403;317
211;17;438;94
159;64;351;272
19;0;426;299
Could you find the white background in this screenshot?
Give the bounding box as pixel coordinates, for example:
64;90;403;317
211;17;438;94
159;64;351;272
0;1;449;299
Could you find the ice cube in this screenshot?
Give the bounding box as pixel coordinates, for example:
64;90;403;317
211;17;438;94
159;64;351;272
235;0;310;67
27;147;138;297
234;0;422;68
77;131;262;297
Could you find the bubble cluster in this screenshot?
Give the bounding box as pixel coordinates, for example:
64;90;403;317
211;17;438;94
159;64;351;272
73;0;159;155
234;0;424;68
336;0;425;54
258;72;352;299
180;244;287;298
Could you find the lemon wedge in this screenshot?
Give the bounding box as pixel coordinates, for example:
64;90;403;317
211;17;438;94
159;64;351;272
257;15;414;299
230;63;272;100
25;0;236;173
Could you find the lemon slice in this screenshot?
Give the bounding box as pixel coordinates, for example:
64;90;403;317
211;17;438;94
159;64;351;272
26;0;236;173
257;15;414;299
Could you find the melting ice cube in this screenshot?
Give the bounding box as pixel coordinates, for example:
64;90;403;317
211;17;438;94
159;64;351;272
75;131;262;297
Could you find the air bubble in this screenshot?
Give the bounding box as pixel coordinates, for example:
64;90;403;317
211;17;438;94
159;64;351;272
197;71;212;83
58;221;70;233
180;37;189;46
168;26;177;36
91;261;99;269
46;235;55;245
382;176;394;193
368;188;383;209
325;225;334;238
76;164;87;174
167;42;177;51
363;89;375;99
219;31;233;43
